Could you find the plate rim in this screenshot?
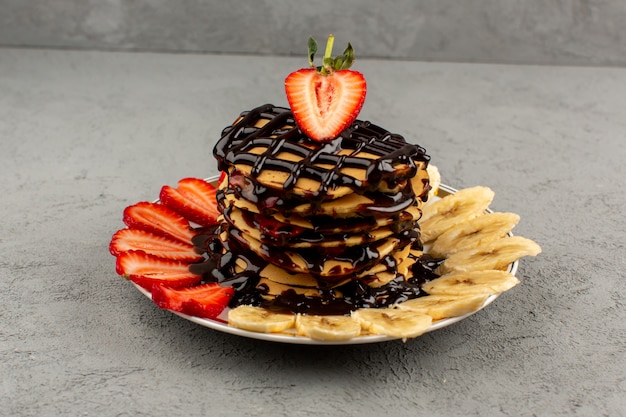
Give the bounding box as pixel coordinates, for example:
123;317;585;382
132;283;500;345
131;179;518;345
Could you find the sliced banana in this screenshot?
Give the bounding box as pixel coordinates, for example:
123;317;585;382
228;305;296;333
396;294;489;320
436;235;542;274
220;172;541;341
295;314;362;341
422;270;520;296
428;212;520;258
351;308;432;340
419;186;495;242
426;164;441;198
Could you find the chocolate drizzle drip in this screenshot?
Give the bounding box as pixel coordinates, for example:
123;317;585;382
199;104;436;315
222;204;417;247
220;168;418;217
214;104;430;205
190;226;442;316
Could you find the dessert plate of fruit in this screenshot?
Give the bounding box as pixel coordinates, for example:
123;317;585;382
110;174;539;344
109;36;541;344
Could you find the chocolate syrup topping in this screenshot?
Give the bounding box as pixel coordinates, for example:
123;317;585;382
190;226;442;316
214;104;430;204
198;105;435;316
226;222;419;279
222;204;417;248
221;168;418;217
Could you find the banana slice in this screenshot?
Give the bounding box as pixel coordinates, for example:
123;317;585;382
295;314;362;341
351;308;432;340
396;294;489;320
422;270;520;296
436;235;542;274
428;212;520;258
228;305;296;333
426;164;441;199
419;186;495;242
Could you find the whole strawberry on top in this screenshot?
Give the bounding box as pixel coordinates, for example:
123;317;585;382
285;35;367;142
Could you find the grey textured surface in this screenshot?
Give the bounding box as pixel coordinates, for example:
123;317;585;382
1;48;625;416
2;0;626;66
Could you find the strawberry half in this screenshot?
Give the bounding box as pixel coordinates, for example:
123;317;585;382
159;178;220;227
285;35;366;142
123;201;196;244
116;250;201;290
152;282;234;319
109;228;203;262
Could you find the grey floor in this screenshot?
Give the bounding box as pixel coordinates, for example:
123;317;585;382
1;48;624;416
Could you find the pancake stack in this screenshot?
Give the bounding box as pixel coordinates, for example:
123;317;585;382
212;104;431;312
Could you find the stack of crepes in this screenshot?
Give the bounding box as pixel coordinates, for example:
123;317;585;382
211;104;432;312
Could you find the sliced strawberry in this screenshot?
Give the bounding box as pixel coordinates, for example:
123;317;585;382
159;178;220;227
285;68;366;141
152;282;234;319
116;250;201;290
109;228;203;262
123;201;196;244
285;35;366;142
218;171;227;184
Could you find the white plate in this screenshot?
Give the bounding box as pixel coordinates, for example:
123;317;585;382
132;181;518;345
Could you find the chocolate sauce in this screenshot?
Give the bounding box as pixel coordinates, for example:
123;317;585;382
226;221;419;280
194;104;436;316
222;168;417;217
189;224;441;316
214;104;430;209
223;203;416;248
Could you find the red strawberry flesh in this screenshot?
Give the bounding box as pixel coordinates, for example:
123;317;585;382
123;202;196;244
285;69;366;142
284;36;367;142
109;228;203;262
159;178;220;227
116;250;201;290
152;283;234;319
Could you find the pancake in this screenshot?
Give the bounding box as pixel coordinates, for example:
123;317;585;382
226;223;419;280
214;104;430;206
220;167;425;217
207;104;432;314
191;223;432;316
218;184;423;233
256;244;416;299
223;205;417;248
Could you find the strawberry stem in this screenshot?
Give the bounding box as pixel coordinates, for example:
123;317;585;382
321;35;335;75
307;35;355;75
324;35;335;61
